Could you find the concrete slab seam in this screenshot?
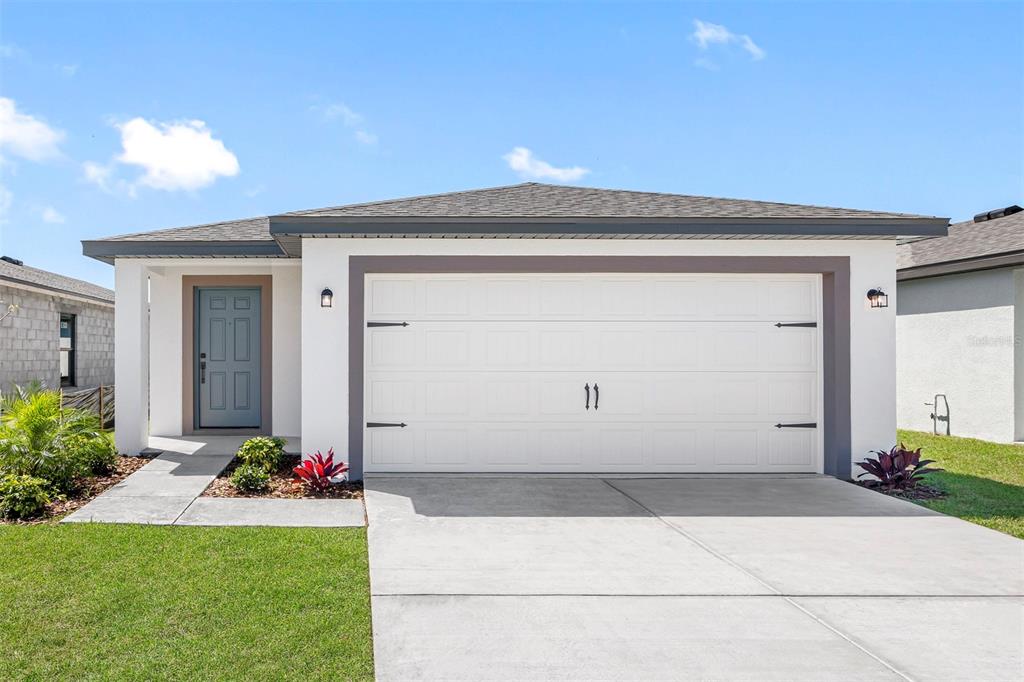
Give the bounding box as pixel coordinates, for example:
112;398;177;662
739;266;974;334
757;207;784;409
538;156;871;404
599;478;916;682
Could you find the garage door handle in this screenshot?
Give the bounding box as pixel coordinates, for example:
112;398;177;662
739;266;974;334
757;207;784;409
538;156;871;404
593;383;599;410
584;383;590;410
774;422;817;429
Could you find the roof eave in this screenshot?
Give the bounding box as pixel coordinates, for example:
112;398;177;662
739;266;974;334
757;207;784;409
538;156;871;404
81;240;287;264
898;250;1024;281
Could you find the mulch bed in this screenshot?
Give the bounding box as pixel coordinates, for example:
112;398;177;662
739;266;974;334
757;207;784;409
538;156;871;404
857;481;946;501
2;455;150;525
203;454;364;500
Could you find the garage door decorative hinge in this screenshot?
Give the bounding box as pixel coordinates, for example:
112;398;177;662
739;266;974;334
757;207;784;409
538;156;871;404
367;321;410;328
774;422;817;429
774;322;817;328
366;422;407;428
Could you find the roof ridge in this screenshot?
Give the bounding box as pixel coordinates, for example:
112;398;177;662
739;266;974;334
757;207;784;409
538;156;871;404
539;182;940;219
281;183;538;216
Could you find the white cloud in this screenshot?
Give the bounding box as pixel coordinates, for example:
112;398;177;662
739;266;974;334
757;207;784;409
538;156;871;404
0;97;65;162
690;19;765;63
503;147;589;182
692;20;734;49
81;160;133;196
354;129;378;145
114;118;239;191
0;44;26;59
41;206;65;223
740;35;766;61
0;183;11;222
315;101;379;146
319;102;363;126
58;63;79;77
82;161;113;190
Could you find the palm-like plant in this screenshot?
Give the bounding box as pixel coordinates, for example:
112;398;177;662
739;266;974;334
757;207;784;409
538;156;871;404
856;444;941;490
0;384;105;492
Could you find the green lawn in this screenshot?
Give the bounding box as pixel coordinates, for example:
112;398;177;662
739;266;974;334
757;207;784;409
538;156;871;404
0;524;373;681
897;430;1024;539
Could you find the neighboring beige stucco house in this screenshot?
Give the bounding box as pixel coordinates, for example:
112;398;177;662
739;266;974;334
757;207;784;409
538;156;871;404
83;183;948;479
897;205;1024;443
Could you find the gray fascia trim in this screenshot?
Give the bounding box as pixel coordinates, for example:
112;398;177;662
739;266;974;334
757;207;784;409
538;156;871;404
81;240;287;263
898;250;1024;281
270;215;949;238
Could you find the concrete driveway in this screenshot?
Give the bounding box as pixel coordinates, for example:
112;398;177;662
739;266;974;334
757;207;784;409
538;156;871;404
365;476;1023;681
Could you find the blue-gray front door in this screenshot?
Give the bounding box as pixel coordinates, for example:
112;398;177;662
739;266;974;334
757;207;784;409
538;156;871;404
196;287;261;428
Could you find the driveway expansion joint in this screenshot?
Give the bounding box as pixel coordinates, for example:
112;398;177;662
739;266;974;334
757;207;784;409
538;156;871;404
598;477;921;682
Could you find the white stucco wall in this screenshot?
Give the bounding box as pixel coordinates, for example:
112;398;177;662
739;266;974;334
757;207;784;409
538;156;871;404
301;238;898;476
116;259;301;452
896;268;1019;443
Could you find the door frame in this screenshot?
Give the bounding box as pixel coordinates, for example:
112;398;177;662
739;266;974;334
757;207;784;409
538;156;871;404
348;256;851;480
182;275;273;435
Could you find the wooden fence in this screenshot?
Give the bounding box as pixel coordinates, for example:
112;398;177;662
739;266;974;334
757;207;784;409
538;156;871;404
61;385;115;430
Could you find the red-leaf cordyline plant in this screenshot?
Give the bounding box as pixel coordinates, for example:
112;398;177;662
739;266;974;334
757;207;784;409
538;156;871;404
292;449;349;492
856;444;941;490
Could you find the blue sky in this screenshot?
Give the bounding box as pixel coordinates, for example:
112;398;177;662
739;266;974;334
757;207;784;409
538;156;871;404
1;1;1021;288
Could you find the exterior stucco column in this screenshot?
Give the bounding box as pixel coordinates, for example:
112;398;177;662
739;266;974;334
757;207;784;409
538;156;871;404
300;241;351;471
114;260;150;455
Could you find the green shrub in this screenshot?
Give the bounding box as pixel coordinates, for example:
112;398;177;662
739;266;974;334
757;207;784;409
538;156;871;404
0;474;51;519
236;436;286;472
67;432;119;475
0;385;109;493
230;464;270;493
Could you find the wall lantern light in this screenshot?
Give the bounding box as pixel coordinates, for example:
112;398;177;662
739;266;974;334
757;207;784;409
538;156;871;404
321;288;334;308
866;288;888;309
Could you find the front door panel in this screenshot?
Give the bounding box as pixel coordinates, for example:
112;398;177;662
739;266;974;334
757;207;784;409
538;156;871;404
197;288;261;428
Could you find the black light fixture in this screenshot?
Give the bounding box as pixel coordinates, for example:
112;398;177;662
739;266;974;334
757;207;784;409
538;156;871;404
866;288;888;309
321;288;334;308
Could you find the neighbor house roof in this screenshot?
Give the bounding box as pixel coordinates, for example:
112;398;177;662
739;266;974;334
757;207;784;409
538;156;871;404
898;205;1024;280
0;257;114;304
83;183;949;262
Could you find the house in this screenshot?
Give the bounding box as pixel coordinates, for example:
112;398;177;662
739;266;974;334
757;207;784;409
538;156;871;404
82;183;947;478
0;255;115;392
897;204;1023;443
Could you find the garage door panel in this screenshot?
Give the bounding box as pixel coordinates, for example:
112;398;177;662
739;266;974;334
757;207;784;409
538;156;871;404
366;421;814;472
712;429;761;466
364;273;821;473
366;371;817;424
366;274;817;322
768;429;816;467
372;321;814;373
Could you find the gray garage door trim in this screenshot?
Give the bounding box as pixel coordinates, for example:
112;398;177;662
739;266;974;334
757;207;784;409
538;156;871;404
348;256;851;480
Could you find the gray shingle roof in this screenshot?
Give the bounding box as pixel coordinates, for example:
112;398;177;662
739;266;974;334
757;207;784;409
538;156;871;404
285;183;939;221
0;258;114;303
83;183;948;262
898;208;1024;272
103;216;271;242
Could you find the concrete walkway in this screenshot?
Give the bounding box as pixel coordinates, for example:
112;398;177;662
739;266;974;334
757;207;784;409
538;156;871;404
366;475;1023;681
63;436;364;527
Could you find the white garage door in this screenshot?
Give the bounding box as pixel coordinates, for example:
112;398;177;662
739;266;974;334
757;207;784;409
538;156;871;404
363;273;822;473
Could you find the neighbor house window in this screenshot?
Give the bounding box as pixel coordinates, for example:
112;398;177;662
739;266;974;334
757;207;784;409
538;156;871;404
60;313;76;387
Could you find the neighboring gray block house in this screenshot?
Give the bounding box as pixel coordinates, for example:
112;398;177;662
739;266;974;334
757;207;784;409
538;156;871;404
0;256;115;392
897;205;1024;443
